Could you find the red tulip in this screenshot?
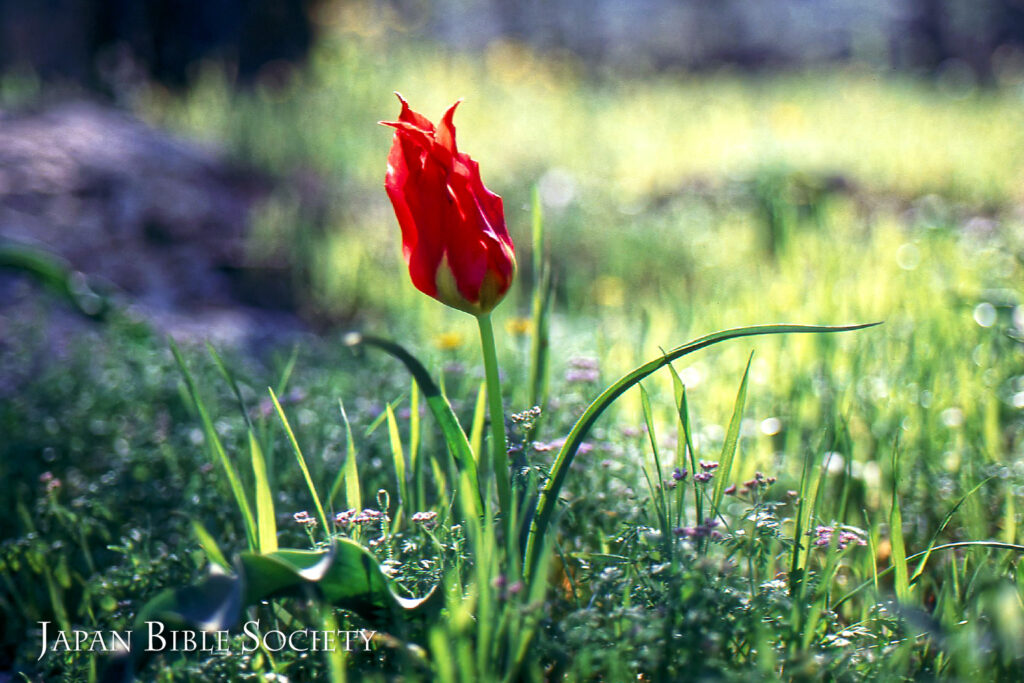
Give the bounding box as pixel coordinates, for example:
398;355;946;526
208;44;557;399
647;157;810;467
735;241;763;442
381;93;516;315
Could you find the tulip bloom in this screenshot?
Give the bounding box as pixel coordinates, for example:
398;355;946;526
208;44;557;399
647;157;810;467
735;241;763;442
381;94;516;315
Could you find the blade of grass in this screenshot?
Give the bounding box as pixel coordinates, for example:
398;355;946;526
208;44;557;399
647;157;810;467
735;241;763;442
863;508;880;598
470;382;488;472
430;628;457;683
668;366;702;527
834;419;853;520
530;185;544;285
834;541;1024;610
789;441;842;649
190;519;230;571
528;185;552;416
266;346;302;481
802;533;844;649
667;366;686;447
269;387;330;540
524;322;879;579
249;431;277;554
909;477;992;584
206;343;256;434
274;343;300;396
321;606;347;683
329;399;362;513
711;353;752;516
504;544;553;683
430;455;450;513
789;433;829;597
639;383;669;539
410;379;425;513
386;403;409;513
639;383;666;494
171;341;257;551
362;394;407;437
890;443;911;603
528;271;553;423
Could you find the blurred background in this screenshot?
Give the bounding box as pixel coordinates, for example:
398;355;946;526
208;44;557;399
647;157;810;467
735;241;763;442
4;0;1024;87
1;0;1023;338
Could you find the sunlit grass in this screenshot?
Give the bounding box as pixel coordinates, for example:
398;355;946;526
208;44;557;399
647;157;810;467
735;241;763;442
147;31;1024;205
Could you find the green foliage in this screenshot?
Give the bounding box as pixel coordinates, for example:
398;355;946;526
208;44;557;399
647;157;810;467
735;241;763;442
524;323;875;581
3;28;1024;682
347;334;481;510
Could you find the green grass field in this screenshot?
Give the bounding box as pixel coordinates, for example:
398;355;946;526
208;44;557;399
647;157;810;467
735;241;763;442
3;19;1024;681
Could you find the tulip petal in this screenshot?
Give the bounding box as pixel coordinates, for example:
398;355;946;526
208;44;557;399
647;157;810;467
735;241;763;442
435;99;462;155
394;92;435;132
385;127;445;298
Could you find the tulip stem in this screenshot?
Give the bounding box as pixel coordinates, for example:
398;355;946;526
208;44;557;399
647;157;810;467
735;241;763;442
476;313;513;525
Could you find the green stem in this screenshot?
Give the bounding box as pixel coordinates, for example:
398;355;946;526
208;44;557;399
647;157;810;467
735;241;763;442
476;313;512;517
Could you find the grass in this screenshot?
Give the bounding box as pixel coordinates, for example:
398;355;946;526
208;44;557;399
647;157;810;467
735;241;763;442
2;15;1024;682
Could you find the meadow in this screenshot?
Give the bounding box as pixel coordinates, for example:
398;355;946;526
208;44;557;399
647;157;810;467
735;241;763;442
3;14;1024;681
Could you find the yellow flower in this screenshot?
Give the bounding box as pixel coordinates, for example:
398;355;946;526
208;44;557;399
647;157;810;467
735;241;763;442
593;276;624;307
505;317;533;336
433;331;464;351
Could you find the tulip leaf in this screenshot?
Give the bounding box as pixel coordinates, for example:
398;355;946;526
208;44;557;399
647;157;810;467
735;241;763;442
345;333;482;510
523;322;881;580
0;240;110;319
135;570;243;633
102;539;440;682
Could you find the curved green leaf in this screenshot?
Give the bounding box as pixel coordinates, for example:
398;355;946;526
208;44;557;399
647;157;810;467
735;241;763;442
103;539;439;682
346;333;482;509
136;570;243;632
241;543;434;616
0;241;110;319
523;322;880;579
